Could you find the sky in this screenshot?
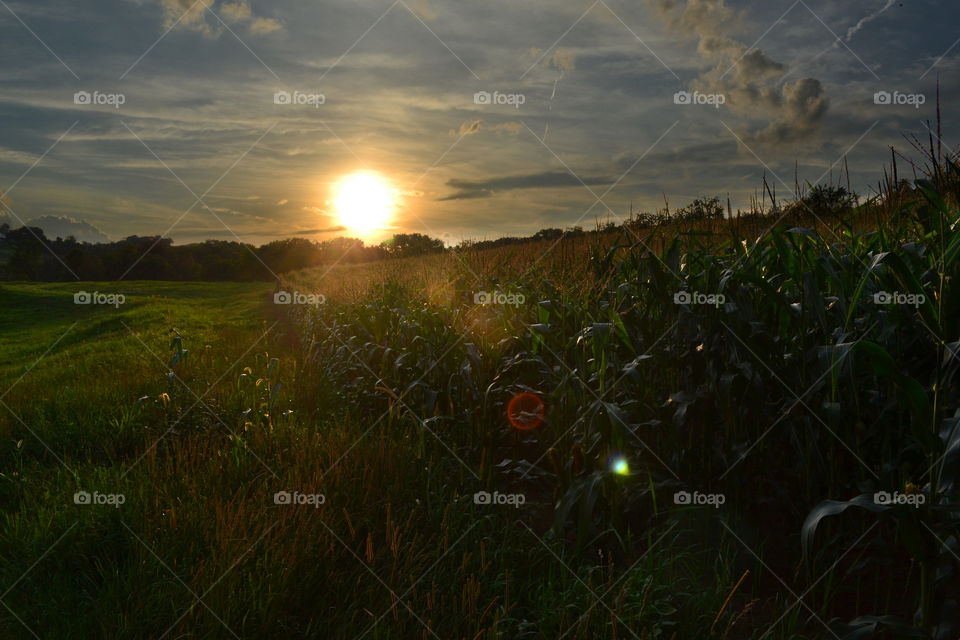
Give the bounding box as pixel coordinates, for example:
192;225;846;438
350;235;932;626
0;0;956;245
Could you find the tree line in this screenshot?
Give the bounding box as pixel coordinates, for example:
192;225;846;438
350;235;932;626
0;227;446;282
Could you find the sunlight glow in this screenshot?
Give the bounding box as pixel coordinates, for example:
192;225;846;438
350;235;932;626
333;173;394;235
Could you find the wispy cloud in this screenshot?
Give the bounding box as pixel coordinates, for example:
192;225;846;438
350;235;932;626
440;171;611;201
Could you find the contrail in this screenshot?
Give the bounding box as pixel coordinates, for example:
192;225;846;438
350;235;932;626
543;74;562;143
845;0;896;41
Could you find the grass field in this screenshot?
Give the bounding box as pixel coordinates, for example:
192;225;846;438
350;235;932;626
2;171;960;638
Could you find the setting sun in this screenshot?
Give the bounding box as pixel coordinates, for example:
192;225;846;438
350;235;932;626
333;172;394;235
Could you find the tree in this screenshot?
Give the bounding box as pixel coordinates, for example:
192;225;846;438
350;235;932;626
380;233;444;258
3;226;48;280
532;228;563;241
257;238;321;273
677;196;724;221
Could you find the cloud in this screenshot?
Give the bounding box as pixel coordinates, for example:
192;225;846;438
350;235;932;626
750;78;830;145
258;226;346;237
406;0;437;21
155;0;281;36
276;199;288;206
0;146;41;165
551;48;576;75
526;47;577;75
451;119;481;136
298;226;346;235
220;0;251;22
222;0;282;33
249;16;282;34
440;171;611;201
491;122;524;135
733;49;784;81
643;0;829;146
0;214;111;243
156;0;215;37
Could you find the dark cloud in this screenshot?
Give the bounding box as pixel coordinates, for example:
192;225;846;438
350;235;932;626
440;171;612;201
251;226;347;238
289;226;347;235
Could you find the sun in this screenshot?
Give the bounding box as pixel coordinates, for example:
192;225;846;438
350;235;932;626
333;172;394;235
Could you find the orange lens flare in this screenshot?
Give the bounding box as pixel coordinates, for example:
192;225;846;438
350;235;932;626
507;392;545;431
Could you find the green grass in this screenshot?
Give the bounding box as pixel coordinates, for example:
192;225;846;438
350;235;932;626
0;281;273;459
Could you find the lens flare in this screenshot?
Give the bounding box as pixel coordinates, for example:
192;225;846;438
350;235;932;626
608;455;629;475
507;392;545;430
